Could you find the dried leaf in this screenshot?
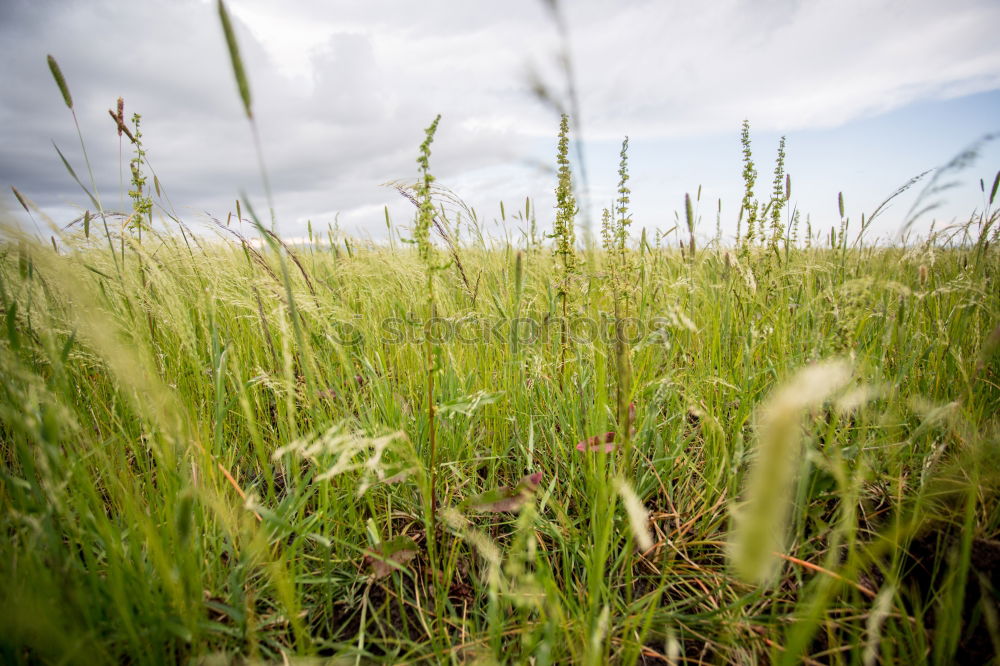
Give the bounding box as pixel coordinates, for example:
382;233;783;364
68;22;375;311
577;403;638;452
465;471;542;513
576;431;617;453
365;535;418;579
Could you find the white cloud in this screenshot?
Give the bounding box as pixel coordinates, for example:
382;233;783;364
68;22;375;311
1;0;997;239
564;0;1000;137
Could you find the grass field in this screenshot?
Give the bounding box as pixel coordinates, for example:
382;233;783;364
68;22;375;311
2;10;1000;664
2;194;999;663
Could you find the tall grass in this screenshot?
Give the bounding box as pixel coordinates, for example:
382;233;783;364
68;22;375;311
3;200;998;662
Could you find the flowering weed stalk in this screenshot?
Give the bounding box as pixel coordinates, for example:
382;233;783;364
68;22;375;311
739;119;759;253
601;137;636;458
553;114;578;388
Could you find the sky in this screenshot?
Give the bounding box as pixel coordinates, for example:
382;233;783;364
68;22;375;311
1;0;998;245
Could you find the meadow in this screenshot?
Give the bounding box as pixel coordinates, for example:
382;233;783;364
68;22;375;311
2;6;1000;664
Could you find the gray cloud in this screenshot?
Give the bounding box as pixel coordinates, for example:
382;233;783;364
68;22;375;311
1;0;998;239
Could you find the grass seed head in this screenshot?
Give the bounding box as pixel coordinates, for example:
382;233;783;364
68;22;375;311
115;97;124;136
10;186;30;213
46;55;72;109
615;477;653;551
217;0;253;119
728;359;853;585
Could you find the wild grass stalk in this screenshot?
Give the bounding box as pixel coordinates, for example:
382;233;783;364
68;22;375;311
46;54;120;273
739;119;758;252
768;136;787;254
405;117;454;649
414;114;442;515
217;0;276;231
602;136;636;458
684;192;696;258
553;113;578;388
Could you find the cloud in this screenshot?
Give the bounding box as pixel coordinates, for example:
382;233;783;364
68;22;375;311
564;0;1000;138
1;0;997;238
